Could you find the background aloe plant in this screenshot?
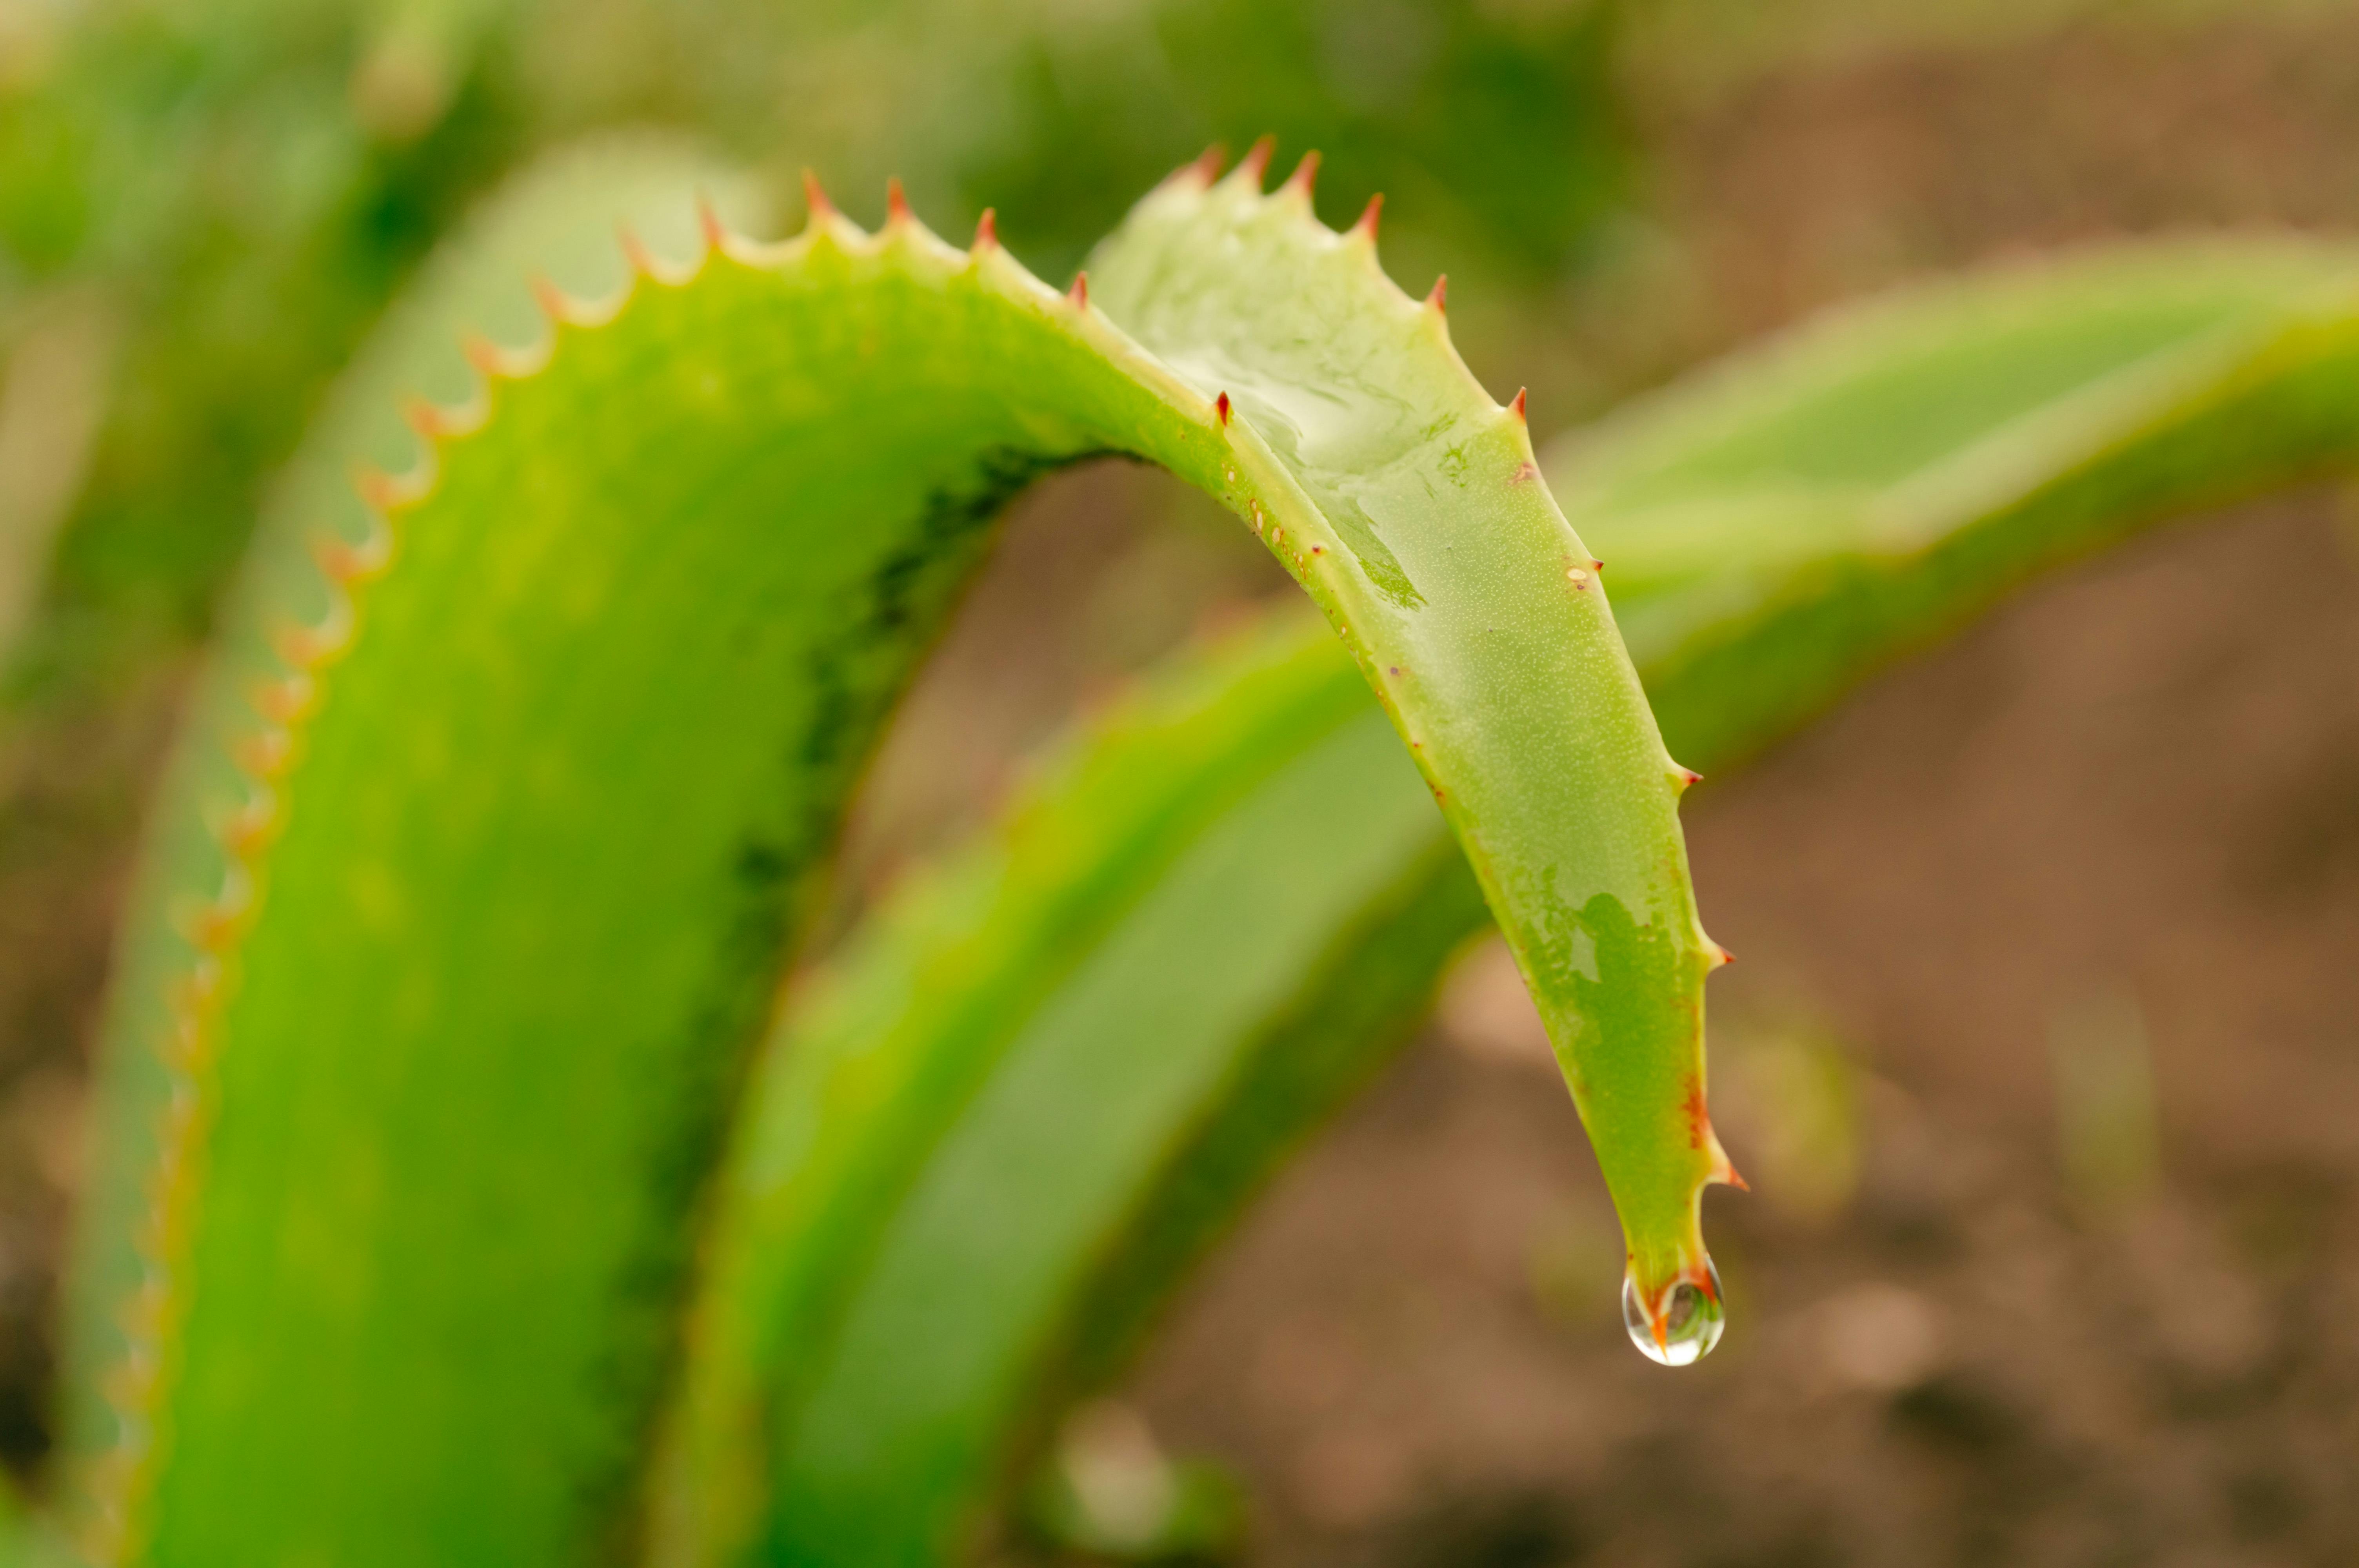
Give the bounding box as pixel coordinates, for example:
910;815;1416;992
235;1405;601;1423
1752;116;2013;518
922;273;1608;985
8;4;2359;1566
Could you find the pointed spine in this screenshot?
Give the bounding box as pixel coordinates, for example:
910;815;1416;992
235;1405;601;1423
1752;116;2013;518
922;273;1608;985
462;331;539;382
1237;134;1276;188
696;192;729;258
311;510;394;585
617;222;663;282
1352;192;1383;243
1178;143;1226;189
1425;274;1448;313
801;169;835;229
972;209;998;254
1283;150;1321;202
530;274;579;326
1067;272;1089;310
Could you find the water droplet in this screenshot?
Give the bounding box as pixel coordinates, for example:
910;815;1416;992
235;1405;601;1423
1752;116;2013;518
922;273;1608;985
1622;1259;1726;1367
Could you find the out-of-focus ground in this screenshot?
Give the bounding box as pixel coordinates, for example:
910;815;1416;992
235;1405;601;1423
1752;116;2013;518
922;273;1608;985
7;7;2359;1563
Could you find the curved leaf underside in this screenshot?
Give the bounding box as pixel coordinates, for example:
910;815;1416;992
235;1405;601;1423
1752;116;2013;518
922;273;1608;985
669;236;2359;1565
64;153;1714;1566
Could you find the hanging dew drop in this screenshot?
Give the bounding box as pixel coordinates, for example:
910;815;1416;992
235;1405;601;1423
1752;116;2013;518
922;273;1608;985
1621;1258;1727;1367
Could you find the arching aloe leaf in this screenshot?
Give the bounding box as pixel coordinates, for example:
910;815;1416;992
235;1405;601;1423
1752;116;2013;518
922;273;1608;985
671;236;2359;1565
1565;238;2359;766
63;149;1707;1566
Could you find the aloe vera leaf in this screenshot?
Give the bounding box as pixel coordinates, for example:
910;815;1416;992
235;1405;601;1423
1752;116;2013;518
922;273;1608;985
60;136;768;1560
1092;157;1726;1331
649;617;1385;1558
680;642;1482;1568
682;236;2359;1563
765;706;1459;1564
651;619;1485;1565
1561;239;2359;767
64;148;1702;1565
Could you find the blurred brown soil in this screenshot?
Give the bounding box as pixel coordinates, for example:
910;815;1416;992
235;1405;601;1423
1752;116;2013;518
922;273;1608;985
6;10;2359;1567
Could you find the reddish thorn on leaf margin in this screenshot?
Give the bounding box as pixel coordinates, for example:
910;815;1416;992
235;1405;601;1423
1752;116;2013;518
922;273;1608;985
1723;1163;1752;1192
1677;766;1703;787
1185;143;1228;186
1592;559;1606;572
1714;943;1737;966
1284;149;1321;198
695;192;728;253
1510;387;1528;422
802;169;835;223
353;465;403;512
1216;391;1232;426
1238;134;1276;186
529;274;571;321
885;176;911;225
462;334;506;378
1067;272;1089;310
616;221;657;276
973;208;998;251
402;396;450;441
1353;192;1384;240
1425;274;1448;312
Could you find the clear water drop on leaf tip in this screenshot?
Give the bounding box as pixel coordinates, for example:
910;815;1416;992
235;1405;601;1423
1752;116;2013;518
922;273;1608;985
1621;1258;1726;1367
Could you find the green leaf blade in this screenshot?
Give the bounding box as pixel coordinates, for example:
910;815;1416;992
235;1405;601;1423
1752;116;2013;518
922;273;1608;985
67;153;1713;1567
